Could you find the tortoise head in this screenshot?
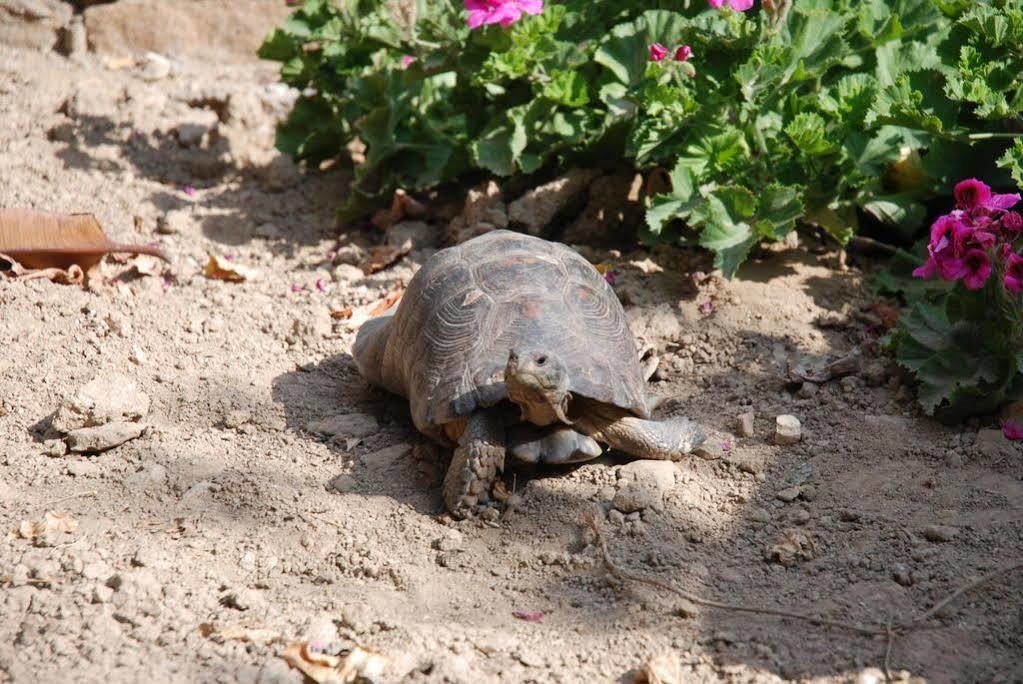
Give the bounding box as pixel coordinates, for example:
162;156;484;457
505;349;572;426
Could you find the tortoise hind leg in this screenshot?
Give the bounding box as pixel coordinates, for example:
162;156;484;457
352;311;394;388
442;411;505;518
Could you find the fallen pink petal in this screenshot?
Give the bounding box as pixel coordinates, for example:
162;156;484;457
315;278;328;292
603;270;618;286
183;186;197;198
1002;422;1023;440
699;300;714;315
291;284;307;293
512;610;545;622
720;441;733;452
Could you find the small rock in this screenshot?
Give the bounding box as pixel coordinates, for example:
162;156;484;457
944;450;965;467
749;507;771;523
433;530;463;552
692;443;722;461
66;422;145;453
892;563;913;587
735;412;755;438
774;415;801;445
303;613;339;645
155;208;190;235
51;374;150;433
775;486;801;503
722;452;764;475
66;459;99;477
508;168;600;235
131;547;160;568
612;460;677;513
387;221;440;250
339;603;373;633
607;509;625;525
921;524;958;543
331;264;364;284
331;244;366;266
139;52;171;81
125;463;168;490
255;222;280;239
327;474;357;494
359;443;411;469
796;382;819;399
220;587;265;612
42;439;66;457
222;409;251;429
175;122;207;148
974;428;1017;459
306;413;378;439
674;599;700;619
92;584;114;604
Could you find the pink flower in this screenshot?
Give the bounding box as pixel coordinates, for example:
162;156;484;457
1005;252;1023;294
183;186;197;198
1001;211;1023;235
648;43;668;62
315;278;328;293
960;249;991;290
401;55;416;68
954;178;1020;213
1002;421;1023;440
709;0;755;9
674;45;693;62
465;0;543;29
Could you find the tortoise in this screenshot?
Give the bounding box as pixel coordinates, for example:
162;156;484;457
353;230;705;518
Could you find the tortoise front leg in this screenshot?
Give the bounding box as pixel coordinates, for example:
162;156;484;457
442;410;505;519
573;399;706;461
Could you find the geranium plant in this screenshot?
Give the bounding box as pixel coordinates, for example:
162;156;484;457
260;0;1023;276
888;178;1023;423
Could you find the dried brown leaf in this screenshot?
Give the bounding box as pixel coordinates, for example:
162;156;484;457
765;528;816;566
17;510;79;539
370;189;426;231
0;209;168;272
359;240;411;275
203;255;259;283
368;287;404;317
281;641;388;684
330;308;354;320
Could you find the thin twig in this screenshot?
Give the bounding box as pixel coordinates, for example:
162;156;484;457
848;235;899;255
584;510;1023;644
40;490;97;509
584;511;880;637
901;562;1023;629
883;620;894;684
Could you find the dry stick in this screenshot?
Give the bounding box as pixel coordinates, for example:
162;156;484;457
584;511;880;637
40;490;97;509
883;621;895;684
585;511;1023;641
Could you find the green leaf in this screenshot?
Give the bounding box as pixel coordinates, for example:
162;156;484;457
258;29;297;62
860;192;926;237
691;186;759;279
997;138;1023;187
785;113;834;156
757;184;804;239
542;70;590;107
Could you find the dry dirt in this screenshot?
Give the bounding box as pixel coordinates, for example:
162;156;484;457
2;39;1022;684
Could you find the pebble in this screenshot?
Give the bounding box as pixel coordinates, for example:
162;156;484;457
774;415;802;445
749;507;771;523
796;382;819;399
433;530;463;552
125;463;168;490
255;222;281;239
674;599;701;619
51;374;150;433
220;587;265;612
66;459;99;477
359;443;411;469
607;509;625;525
222;409;251;429
139;52;171;81
692;442;722;460
41;439;65;457
331;264;365;284
66;422;146;453
327;474;357;494
775;486;801;503
306;413;378;439
612;460;677;513
892;563;913;586
735;411;755;438
921;524;959;542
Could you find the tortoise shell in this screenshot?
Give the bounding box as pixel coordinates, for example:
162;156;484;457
356;230;648;441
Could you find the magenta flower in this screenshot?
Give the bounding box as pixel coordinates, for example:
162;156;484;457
1005;252;1023;294
1001;211;1023;235
674;45;693;62
401;55;416;68
1003;421;1023;440
649;43;668;62
960;249;992;290
465;0;543;29
709;0;755;9
953;178;1020;213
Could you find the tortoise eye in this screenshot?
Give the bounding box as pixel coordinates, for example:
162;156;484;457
536;356;547;366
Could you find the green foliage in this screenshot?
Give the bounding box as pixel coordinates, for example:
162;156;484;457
261;0;1023;276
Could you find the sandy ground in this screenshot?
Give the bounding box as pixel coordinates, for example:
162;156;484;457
1;44;1022;684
